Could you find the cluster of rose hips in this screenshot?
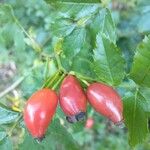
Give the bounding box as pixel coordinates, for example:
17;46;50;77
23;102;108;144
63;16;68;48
23;75;123;141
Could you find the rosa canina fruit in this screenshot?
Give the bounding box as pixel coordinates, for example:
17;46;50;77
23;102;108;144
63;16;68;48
87;83;123;125
59;75;87;123
85;117;94;129
24;88;58;141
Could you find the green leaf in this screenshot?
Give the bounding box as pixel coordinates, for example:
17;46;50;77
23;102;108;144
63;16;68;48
19;119;80;150
0;23;25;52
71;56;96;79
117;35;141;73
48;119;80;150
0;106;19;125
45;0;101;4
92;34;125;85
60;27;87;71
51;19;76;37
62;27;86;58
50;3;99;21
138;87;150;113
21;62;48;98
60;26;97;79
123;90;149;147
0;128;7;141
0;4;14;25
70;121;85;133
90;8;116;44
130;36;150;87
50;3;99;37
0;137;13;150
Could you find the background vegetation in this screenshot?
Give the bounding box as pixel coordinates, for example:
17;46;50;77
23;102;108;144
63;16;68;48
0;0;150;149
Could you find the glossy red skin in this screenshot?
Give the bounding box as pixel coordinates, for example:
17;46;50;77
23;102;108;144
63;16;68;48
87;83;123;124
24;88;58;138
85;117;94;129
59;75;87;116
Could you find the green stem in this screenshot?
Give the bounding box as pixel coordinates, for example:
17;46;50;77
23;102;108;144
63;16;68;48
79;78;90;86
52;73;66;90
69;71;95;82
46;72;61;88
42;71;61;89
55;54;66;73
44;57;50;81
0;76;26;99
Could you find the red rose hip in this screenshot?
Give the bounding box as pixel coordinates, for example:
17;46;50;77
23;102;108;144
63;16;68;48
87;83;123;124
59;75;87;123
24;88;58;141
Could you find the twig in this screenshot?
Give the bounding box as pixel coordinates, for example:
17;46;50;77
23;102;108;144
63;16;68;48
55;53;66;73
0;76;25;99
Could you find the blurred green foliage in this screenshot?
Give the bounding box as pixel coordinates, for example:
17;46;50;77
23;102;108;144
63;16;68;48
0;0;150;150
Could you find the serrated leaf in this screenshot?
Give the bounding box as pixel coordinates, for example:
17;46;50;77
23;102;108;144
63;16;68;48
138;87;150;113
60;26;97;79
130;36;150;87
71;56;96;79
75;4;99;20
117;34;141;73
50;3;99;20
50;3;99;37
45;0;101;4
51;19;76;37
0;106;19;124
60;27;87;71
123;90;149;147
62;27;86;58
19;119;80;150
90;8;116;44
92;34;125;85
